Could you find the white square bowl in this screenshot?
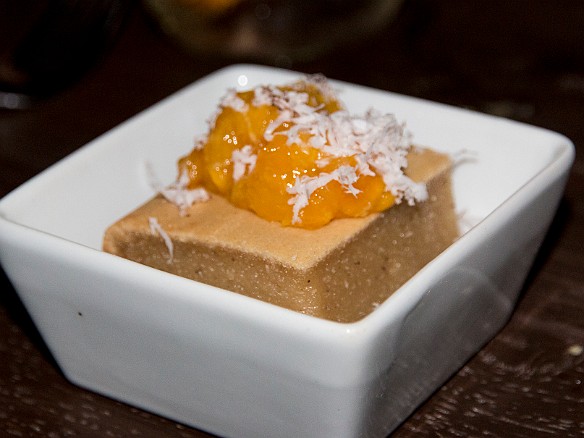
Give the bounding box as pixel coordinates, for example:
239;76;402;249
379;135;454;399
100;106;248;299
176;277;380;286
0;65;574;438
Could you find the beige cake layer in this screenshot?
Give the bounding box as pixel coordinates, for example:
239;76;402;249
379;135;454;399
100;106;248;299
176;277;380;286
103;148;458;322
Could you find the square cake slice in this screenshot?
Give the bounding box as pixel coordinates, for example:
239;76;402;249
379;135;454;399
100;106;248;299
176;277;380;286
103;148;458;322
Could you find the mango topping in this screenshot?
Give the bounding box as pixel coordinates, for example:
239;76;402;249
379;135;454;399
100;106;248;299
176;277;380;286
176;76;427;228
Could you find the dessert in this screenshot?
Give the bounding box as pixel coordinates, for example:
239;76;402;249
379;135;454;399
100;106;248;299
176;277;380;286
103;77;459;322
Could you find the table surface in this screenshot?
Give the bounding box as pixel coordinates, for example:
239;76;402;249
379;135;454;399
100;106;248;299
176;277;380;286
1;1;583;436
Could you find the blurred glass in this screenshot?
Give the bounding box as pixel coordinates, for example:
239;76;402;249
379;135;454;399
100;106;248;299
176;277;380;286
0;0;130;109
143;0;404;65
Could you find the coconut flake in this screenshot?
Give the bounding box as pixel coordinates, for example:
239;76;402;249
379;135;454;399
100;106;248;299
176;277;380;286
147;163;209;215
221;88;248;112
231;145;257;181
160;170;210;214
287;165;362;224
149;217;173;263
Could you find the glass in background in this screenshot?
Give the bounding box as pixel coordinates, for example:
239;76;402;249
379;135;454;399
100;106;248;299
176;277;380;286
0;0;131;109
143;0;405;66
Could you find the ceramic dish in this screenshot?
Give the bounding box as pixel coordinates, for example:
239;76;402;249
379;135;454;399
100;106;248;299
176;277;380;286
0;65;574;438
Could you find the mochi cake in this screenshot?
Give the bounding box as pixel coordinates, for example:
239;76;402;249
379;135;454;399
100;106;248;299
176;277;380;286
103;76;458;322
104;149;457;322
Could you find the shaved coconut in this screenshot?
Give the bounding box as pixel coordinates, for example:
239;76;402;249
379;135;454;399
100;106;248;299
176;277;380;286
231;145;257;181
149;217;173;263
147;163;209;215
185;75;427;223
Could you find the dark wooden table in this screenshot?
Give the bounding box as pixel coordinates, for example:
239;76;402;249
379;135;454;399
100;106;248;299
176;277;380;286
1;1;583;436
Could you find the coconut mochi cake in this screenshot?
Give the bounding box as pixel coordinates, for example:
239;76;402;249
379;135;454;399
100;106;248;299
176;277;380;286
103;76;459;322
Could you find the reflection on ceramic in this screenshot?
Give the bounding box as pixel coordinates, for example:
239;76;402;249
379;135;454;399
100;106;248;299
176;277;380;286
0;65;574;438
